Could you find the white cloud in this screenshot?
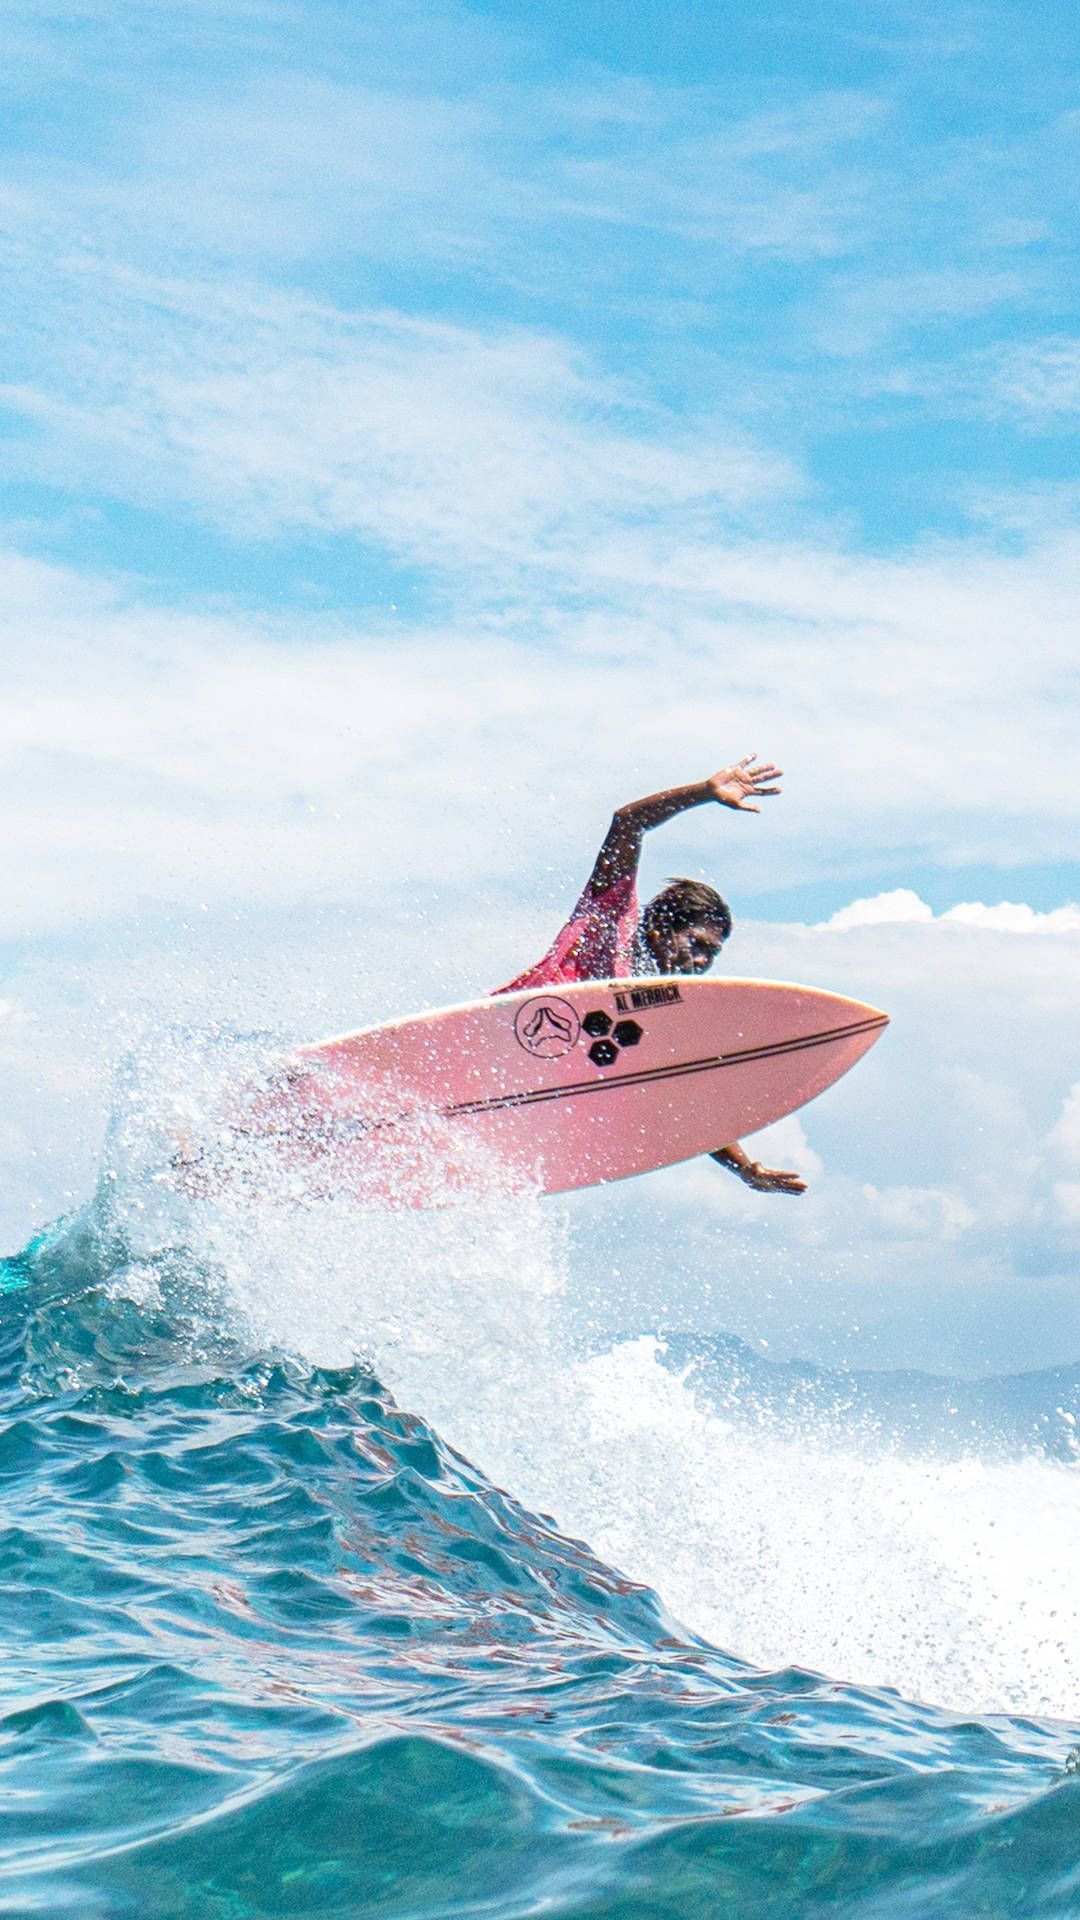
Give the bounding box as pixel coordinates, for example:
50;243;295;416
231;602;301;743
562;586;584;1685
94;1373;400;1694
807;265;1033;360
975;336;1080;426
1054;1182;1080;1224
896;337;1080;434
820;891;1080;934
0;50;881;277
944;900;1080;933
0;532;1078;950
1047;1084;1080;1165
858;1182;976;1240
0;266;795;575
820;889;933;930
541;88;880;262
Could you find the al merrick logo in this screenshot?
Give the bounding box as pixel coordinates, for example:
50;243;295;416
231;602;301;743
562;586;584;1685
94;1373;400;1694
613;983;682;1012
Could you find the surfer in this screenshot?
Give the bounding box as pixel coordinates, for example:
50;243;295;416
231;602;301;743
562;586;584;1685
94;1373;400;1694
496;756;807;1196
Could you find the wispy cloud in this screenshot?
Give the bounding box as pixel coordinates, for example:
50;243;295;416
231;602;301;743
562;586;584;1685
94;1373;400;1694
536;88;882;260
0;0;1074;589
972;336;1080;425
1;526;1077;953
806;266;1034;360
0;256;800;578
0;42;880;279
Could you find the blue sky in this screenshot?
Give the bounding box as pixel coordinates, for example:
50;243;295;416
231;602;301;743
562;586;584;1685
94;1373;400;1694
1;0;1077;911
1;0;1078;1368
4;1;1078;650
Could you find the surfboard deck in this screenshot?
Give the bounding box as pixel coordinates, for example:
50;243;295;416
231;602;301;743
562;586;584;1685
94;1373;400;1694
222;977;888;1207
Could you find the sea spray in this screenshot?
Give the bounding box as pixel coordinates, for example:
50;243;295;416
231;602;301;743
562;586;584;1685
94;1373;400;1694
86;1024;1080;1723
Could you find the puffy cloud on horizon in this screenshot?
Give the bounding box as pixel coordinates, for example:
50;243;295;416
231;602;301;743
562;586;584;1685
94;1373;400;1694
944;900;1080;934
820;888;934;930
820;889;1080;934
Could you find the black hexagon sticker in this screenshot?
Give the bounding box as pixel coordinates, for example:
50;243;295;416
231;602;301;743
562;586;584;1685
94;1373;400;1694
588;1038;619;1067
583;1010;613;1037
613;1019;643;1047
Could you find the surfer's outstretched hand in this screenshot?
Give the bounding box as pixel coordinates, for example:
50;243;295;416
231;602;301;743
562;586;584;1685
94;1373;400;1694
710;1143;807;1194
708;755;783;813
737;1161;807;1195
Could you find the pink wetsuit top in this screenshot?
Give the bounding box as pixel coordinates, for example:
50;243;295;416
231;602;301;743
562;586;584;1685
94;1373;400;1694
494;873;640;994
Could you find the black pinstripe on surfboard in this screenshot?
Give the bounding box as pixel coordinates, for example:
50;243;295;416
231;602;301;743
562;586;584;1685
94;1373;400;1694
306;1012;886;1140
439;1013;888;1121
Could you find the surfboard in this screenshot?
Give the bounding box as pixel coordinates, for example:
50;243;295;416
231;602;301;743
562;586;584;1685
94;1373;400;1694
220;977;888;1207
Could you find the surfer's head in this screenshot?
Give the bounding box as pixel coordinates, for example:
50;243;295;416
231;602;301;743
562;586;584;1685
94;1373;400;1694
640;879;731;976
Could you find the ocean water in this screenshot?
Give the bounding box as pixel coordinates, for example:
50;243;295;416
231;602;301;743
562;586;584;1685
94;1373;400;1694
2;1045;1080;1918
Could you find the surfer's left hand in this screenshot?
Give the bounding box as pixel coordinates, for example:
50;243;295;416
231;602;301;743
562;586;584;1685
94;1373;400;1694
708;755;783;813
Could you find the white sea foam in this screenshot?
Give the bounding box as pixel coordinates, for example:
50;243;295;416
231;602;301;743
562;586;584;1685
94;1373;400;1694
565;1335;1080;1723
366;1270;1080;1724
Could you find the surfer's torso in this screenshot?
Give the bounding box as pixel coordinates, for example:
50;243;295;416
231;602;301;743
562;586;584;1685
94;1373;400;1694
493;872;648;995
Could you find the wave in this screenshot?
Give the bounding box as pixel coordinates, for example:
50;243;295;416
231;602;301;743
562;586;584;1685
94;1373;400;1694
2;1031;1079;1914
1;1213;1079;1917
12;1028;1080;1729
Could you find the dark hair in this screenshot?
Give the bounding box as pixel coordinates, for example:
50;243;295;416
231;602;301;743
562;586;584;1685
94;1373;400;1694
643;878;732;942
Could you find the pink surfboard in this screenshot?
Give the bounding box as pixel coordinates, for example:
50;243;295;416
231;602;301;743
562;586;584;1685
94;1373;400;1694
220;977;888;1208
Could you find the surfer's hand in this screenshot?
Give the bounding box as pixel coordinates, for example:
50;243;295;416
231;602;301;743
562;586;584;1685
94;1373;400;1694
711;1144;807;1194
738;1161;807;1195
708;755;783;813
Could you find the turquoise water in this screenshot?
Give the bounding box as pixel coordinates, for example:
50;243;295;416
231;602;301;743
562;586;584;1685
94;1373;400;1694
2;1144;1079;1915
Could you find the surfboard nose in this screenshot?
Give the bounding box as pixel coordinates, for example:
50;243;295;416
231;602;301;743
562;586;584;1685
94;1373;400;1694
849;1005;889;1054
855;995;889;1026
713;983;890;1138
838;994;889;1031
816;991;889;1045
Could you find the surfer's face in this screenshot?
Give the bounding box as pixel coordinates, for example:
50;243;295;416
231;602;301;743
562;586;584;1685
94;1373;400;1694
646;918;726;976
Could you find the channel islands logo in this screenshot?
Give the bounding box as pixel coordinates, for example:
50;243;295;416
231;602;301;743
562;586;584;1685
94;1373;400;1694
514;996;581;1059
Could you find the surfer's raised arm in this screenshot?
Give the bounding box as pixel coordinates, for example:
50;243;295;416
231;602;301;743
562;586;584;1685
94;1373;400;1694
495;749;807;1196
584;755;783;898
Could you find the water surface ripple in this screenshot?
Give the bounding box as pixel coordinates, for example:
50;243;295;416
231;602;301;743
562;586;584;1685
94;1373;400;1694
0;1220;1077;1919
